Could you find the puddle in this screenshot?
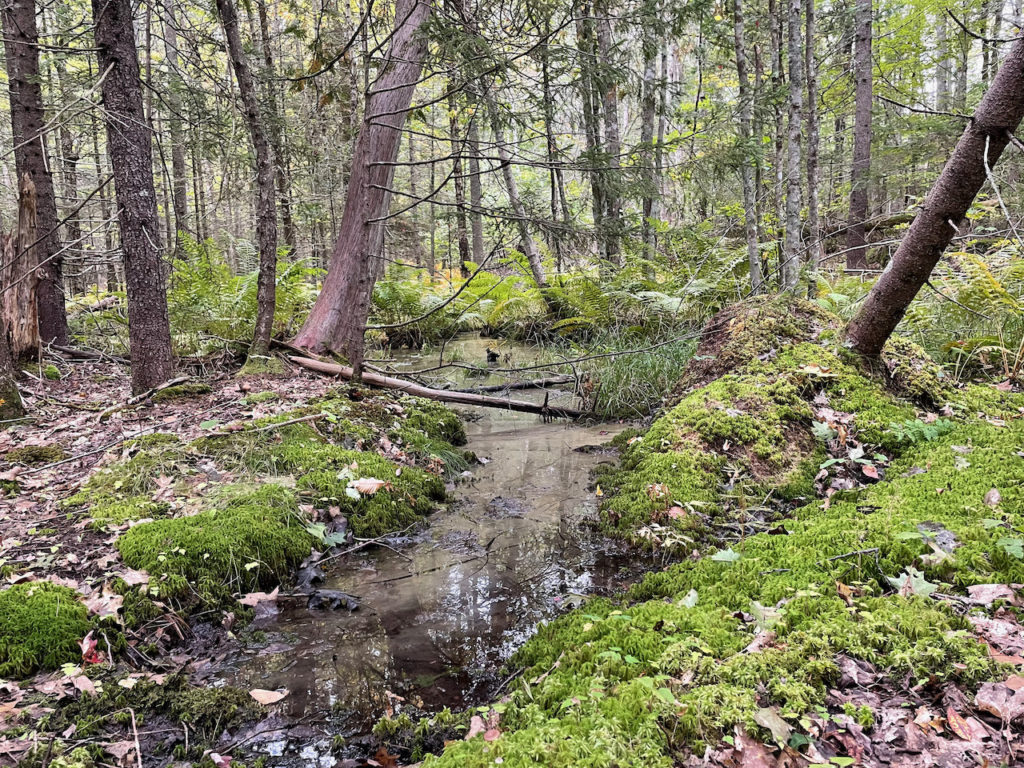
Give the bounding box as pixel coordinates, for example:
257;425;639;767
218;337;654;759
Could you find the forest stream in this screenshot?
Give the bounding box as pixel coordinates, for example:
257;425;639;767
217;337;655;764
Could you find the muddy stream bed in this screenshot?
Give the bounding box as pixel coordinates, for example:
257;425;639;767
216;337;655;764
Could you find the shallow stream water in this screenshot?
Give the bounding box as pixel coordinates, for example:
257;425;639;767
219;337;652;762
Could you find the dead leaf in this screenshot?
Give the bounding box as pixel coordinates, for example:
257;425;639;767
666;505;686;519
465;714;486;740
249;688;288;705
967;583;1017;606
753;706;792;745
732;726;776;768
71;675;96;697
945;706;972;741
974;681;1024;722
483;728;501;742
103;741;138;767
208;753;233;768
80;631;103;664
862;464;879;479
350;477;386;495
238;587;279;620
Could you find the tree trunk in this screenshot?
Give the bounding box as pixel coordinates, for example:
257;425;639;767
846;35;1024;357
292;0;431;373
162;6;191;251
804;0;822;292
845;0;872;271
733;0;762;294
781;0;804;291
1;0;68;345
482;90;551;300
639;0;659;259
448;93;471;277
575;3;605;262
0;175;40;359
92;0;175;393
595;1;621;265
216;0;278;360
255;0;297;255
468;115;485;262
0;313;23;420
936;11;949;111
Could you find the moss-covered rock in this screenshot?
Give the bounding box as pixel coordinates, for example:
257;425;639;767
5;443;67;465
0;582;91;678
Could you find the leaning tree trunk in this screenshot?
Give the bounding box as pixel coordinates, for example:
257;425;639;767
293;0;431;373
216;0;278;361
1;0;68;345
781;0;804;291
845;0;872;271
92;0;175;393
733;0;762;294
846;34;1024;357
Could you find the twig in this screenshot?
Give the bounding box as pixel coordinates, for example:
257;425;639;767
96;376;190;423
315;524;419;566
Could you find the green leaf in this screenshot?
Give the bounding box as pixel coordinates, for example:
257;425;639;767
200;419;220;430
997;537;1024;559
654;687;676;705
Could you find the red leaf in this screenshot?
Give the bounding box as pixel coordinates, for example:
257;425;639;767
945;706;972;741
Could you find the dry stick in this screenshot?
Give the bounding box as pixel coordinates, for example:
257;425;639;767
96;375;190;422
251;412;324;432
288;355;590;418
316;523;419;566
459;375;575;394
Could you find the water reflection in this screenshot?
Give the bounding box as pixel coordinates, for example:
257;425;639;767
221;337;650;743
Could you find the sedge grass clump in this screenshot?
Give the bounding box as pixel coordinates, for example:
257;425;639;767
0;582;91;678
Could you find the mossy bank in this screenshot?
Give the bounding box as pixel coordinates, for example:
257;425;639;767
376;298;1024;767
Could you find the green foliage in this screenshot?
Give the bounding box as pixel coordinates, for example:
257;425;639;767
887;417;956;444
0;582;91;678
150;381;213;403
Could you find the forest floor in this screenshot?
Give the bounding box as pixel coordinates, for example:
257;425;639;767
1;299;1024;768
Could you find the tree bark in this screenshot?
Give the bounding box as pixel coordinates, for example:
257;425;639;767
639;0;659;259
781;0;804;291
216;0;278;359
595;1;621;265
293;0;431;373
845;0;872;271
467;115;485;262
0;314;23;420
0;175;40;359
162;5;191;251
575;3;605;262
92;0;175;393
804;0;822;292
448;93;471;277
482;90;551;298
2;0;68;345
255;0;297;255
733;0;762;294
846;34;1024;357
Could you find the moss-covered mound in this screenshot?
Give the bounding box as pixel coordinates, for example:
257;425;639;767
65;389;461;612
5;443;67;465
116;484;314;604
0;582;91;678
393;299;1024;768
150;381;213;404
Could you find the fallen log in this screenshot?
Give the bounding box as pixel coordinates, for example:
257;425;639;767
459;375;575;394
288;355;590;419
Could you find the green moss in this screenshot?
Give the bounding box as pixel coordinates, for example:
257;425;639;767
242;389;280;404
397;396;468;446
5;443;67;465
0;582;91;677
150;381;213;404
66;435;188;527
115;484;314;606
238;354;287;376
43;364;61;381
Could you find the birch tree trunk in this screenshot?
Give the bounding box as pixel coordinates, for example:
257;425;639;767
846;34;1024;357
293;0;431;373
733;0;762;294
92;0;175;392
2;0;68;345
781;0;804;291
845;0;872;271
216;0;278;360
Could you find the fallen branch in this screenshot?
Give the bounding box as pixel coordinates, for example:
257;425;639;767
97;376;190;422
457;375;575;394
288;355;590;419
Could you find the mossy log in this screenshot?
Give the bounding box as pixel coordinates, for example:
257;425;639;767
288;355;589;419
